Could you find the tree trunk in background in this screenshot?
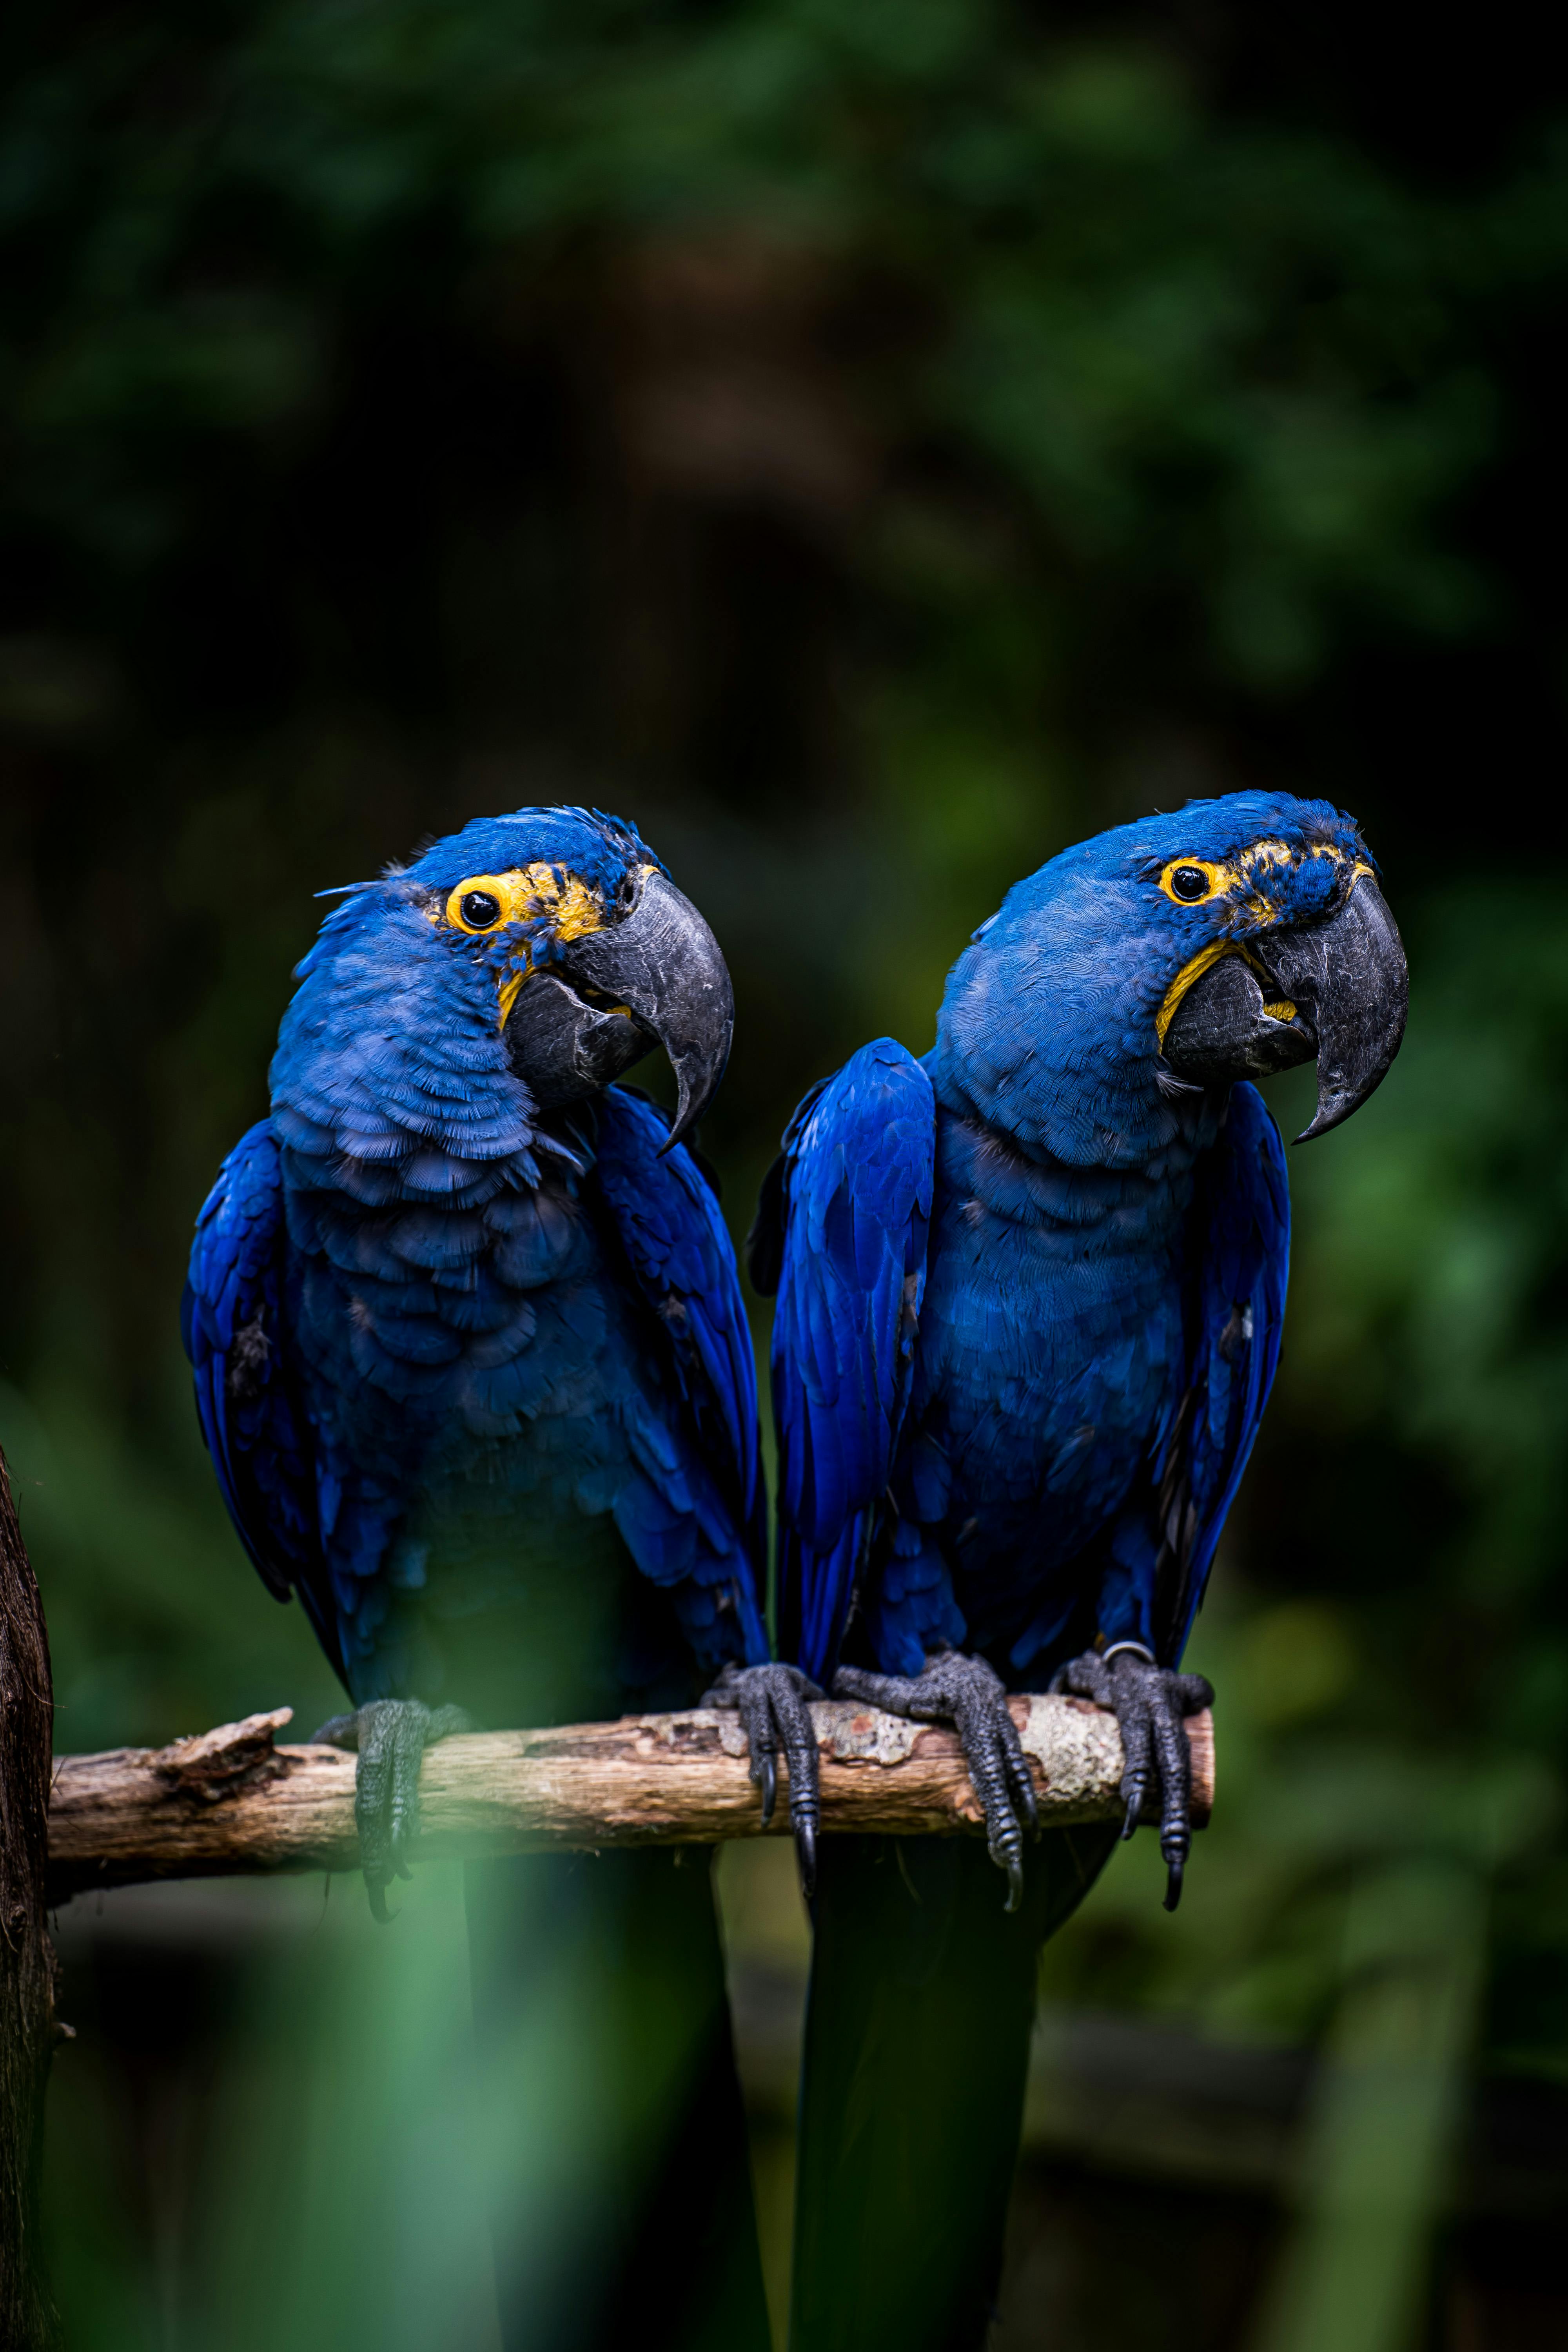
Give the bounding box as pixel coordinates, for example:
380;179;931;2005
0;1448;59;2350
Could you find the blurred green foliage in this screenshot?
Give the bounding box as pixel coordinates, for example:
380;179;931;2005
3;0;1567;2340
45;1870;505;2352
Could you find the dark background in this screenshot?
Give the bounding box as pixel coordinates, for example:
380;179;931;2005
4;2;1567;2345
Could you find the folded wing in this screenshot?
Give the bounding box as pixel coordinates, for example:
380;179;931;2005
591;1087;768;1667
180;1120;340;1673
748;1041;937;1685
1152;1080;1290;1659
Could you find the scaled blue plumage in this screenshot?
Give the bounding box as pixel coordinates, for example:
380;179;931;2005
766;795;1336;1695
768;788;1405;2352
183;806;767;1724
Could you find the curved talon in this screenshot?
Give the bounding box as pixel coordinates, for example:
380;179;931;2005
702;1662;825;1897
832;1648;1037;1911
998;1829;1029;1898
795;1813;818;1904
1053;1647;1213;1909
756;1748;779;1832
312;1697;475;1919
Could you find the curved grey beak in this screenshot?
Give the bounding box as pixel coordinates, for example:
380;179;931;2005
551;869;735;1149
1161;873;1408;1142
1160;958;1318;1091
1250;874;1409;1140
503;975;652;1112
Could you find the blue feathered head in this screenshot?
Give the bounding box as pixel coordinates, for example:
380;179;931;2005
932;790;1406;1164
270;805;733;1204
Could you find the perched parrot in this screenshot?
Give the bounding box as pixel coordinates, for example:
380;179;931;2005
181;806;815;2352
748;791;1408;2352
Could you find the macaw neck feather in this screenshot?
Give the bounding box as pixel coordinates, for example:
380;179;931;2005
926;946;1209;1176
270;887;565;1209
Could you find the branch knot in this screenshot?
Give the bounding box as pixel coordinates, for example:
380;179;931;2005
149;1708;295;1804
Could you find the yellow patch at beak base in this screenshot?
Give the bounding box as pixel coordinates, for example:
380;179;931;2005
1156;942;1238;1049
1155;942;1290;1050
435;861;624;1032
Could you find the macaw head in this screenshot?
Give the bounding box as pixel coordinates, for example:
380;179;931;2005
933;791;1407;1163
395;806;732;1143
273;807;732;1195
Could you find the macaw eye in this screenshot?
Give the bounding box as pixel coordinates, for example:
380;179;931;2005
445;876;519;931
1170;866;1210;902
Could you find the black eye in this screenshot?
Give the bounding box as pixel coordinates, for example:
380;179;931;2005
1170;866;1210;902
616;874;637;912
461;890;503;928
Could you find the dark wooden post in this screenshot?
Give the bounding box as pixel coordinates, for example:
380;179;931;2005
0;1448;60;2351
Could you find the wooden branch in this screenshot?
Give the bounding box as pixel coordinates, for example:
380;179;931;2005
48;1695;1212;1903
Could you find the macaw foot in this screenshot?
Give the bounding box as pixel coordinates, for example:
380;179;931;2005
1050;1644;1214;1913
831;1650;1039;1912
312;1698;475;1921
701;1662;825;1897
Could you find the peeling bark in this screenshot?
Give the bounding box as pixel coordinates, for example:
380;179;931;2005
49;1694;1212;1899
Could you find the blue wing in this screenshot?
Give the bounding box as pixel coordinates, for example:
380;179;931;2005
180;1120;341;1672
1116;1081;1289;1664
750;1041;936;1685
590;1087;768;1665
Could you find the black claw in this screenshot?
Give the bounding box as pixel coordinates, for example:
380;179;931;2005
1058;1645;1210;1912
315;1697;473;1916
756;1748;778;1831
795;1818;817;1903
832;1650;1034;1911
1160;1820;1189;1870
702;1662;824;1897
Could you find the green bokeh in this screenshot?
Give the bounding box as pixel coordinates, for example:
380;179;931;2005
2;1;1564;2342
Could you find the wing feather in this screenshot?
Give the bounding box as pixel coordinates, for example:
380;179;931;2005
590;1088;768;1659
181;1121;341;1672
755;1042;936;1684
1152;1081;1290;1659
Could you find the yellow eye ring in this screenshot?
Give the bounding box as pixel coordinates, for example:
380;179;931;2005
446;873;530;933
1160;858;1227;906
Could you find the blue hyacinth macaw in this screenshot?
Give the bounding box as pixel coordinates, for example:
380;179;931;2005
181;806;808;2352
749;791;1407;2352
